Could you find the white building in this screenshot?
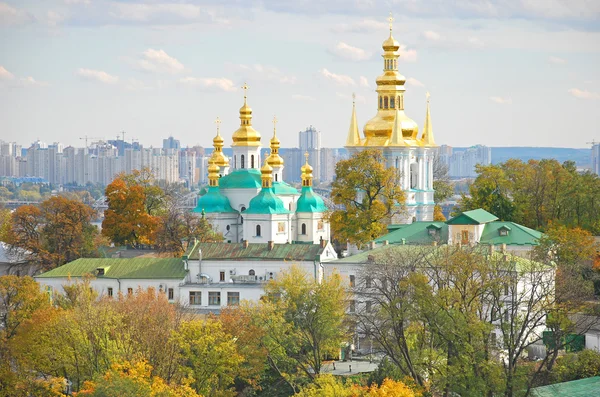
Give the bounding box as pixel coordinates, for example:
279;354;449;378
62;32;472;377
448;145;492;178
192;91;330;245
345;22;436;223
35;241;338;312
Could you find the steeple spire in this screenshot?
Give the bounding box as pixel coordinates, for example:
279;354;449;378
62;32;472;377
421;92;436;146
345;93;361;146
390;107;405;146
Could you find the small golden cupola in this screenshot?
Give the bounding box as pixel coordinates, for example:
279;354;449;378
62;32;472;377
300;151;314;187
232;82;261;147
212;117;230;169
266;116;284;168
207;159;220;187
362;12;419;146
260;158;273;188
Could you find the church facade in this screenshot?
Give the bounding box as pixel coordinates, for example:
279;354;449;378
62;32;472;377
192;89;330;244
345;18;437;223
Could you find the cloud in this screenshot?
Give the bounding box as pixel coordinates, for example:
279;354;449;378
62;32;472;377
398;45;418;62
319;68;355;86
489;96;512;105
18;76;48;87
407;77;424;87
232;63;296;84
0;2;33;26
332;19;387;33
359;76;370;88
124;79;153;91
179;77;236;92
64;0;90;4
568;88;600;100
467;36;485;48
108;3;227;26
46;10;66;27
76;68;119;84
138;49;185;74
549;56;567;64
292;94;316;101
423;30;442;41
330;42;372;61
0;65;15;80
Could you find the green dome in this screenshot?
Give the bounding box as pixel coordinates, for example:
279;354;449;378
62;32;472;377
219;169;262;189
244;187;290;214
198;186;208;196
296;186;327;213
273;181;299;195
193;186;237;214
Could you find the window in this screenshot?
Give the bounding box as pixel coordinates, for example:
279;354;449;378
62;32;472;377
256;224;261;237
383;96;388;109
220;271;225;282
127;287;133;295
349;300;356;313
251;155;255;168
275;174;278;181
390;96;395;109
234;156;237;168
317;220;324;231
278;222;285;233
168;288;174;300
366;301;372;312
379;96;383;109
189;291;201;305
461;230;469;245
241;154;245;169
504;283;509;296
208;291;221;306
301;223;306;235
227;292;240;306
365;277;372;289
349;275;355;288
428;228;437;236
249;269;255;276
107;287;113;297
504;310;509;322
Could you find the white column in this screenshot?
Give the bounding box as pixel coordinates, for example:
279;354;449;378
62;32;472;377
418;154;424;190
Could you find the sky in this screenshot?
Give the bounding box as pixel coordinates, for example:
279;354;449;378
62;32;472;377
0;0;599;150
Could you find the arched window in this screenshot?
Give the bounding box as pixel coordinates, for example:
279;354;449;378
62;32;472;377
410;163;418;189
249;269;255;276
275;174;278;182
256;224;261;237
379;96;383;109
234;156;237;168
383;96;388;109
251;155;255;168
241;155;245;169
301;223;306;235
390;96;395;109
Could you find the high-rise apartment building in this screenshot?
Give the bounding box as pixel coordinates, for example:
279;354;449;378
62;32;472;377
592;143;600;176
299;126;321;182
447;145;491;178
163;136;181;150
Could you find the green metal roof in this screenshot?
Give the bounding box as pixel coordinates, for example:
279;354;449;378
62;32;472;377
531;377;600;397
192;186;237;214
35;258;187;279
187;242;324;261
480;221;542;246
296;186;328;213
446;209;499;225
273;181;299;195
374;221;448;245
219;169;262;189
244;187;290;214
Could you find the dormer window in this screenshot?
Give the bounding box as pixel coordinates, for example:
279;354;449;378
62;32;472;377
499;225;511;236
428;229;436;236
426;224;442;237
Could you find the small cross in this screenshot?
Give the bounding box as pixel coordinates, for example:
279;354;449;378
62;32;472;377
241;82;249;99
304;151;309;162
272;116;278;131
388;12;394;33
426;92;431;102
352;92;356;104
215;116;221;134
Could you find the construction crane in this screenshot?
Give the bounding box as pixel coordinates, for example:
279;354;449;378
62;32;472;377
586;140;599;146
79;135;103;148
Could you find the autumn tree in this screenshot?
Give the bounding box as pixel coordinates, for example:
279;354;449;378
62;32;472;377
102;177;159;247
294;375;417;397
4;196;99;271
330;149;405;247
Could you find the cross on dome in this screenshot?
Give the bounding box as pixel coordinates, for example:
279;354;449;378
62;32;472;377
352;92;356;105
426;91;431;102
272;116;278;134
388;12;394;34
215;116;221;134
241;82;249;100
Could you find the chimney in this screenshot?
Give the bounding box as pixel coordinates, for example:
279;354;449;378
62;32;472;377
320;238;327;248
268;241;274;251
243;240;249;248
383;240;389;246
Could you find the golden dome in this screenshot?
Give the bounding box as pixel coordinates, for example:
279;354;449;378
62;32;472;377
267;118;285;167
261;159;273;175
232;83;261;147
300;151;313;174
382;34;400;52
208;162;220;174
211;117;230;167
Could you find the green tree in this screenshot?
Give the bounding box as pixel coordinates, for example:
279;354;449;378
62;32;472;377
330;149;405;247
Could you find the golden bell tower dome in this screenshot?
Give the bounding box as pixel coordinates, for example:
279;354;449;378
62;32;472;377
362;12;420;147
266;116;284;167
211;116;230;168
232;82;261;147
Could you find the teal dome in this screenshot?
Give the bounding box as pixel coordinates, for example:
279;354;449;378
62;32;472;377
198;186;208;196
193;186;237;214
219;169;262;189
296;186;327;213
244;187;290;214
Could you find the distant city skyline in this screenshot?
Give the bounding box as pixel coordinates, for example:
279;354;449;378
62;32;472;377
1;1;599;149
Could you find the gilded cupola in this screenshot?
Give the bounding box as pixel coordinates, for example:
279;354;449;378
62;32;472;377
361;12;420;146
300;152;313;187
232;83;261;147
211;117;230;167
266;116;284;167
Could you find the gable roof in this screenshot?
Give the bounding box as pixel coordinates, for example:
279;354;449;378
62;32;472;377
187;242;324;261
35;258;186;279
374;221;448;245
531;376;600;397
446;209;499;225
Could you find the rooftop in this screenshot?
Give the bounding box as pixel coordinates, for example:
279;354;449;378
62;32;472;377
531;377;600;397
187;242;326;262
